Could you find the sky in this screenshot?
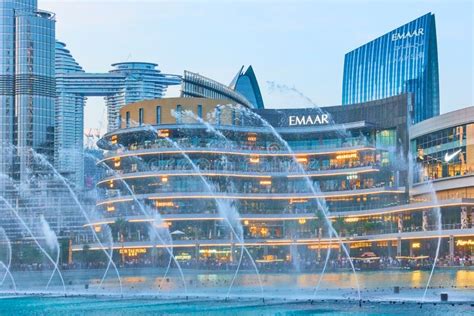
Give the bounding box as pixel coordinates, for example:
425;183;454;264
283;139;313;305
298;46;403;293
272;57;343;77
39;0;473;132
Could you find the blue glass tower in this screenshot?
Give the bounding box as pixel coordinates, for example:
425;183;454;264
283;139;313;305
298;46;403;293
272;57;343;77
342;13;439;123
0;0;56;184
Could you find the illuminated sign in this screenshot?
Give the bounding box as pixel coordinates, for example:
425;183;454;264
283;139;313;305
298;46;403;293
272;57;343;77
391;28;424;41
289;114;329;126
456;240;474;247
119;248;147;257
444;149;462;163
336;153;358;160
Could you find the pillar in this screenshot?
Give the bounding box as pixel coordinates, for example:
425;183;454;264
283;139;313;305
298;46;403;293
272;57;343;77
397;214;404;233
397;237;402;257
68;239;73;265
422;211;428;231
471;207;474;228
449;235;455;265
461;207;468;229
317;227;322;260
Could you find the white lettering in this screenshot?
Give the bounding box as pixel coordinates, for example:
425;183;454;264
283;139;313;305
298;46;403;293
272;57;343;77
391;28;424;41
288;114;330;126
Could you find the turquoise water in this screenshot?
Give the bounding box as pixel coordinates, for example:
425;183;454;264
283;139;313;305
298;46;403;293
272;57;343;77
0;269;473;315
0;296;472;316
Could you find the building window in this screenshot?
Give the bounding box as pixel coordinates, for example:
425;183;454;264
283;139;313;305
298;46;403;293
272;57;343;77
126;111;130;128
138;108;144;126
197;104;203;119
176;104;182;123
156;106;161;124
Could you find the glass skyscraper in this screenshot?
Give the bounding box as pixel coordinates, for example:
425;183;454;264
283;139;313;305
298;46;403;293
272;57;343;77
0;0;56;185
342;13;439;123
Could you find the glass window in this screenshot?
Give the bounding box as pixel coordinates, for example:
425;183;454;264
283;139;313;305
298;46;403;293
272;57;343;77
126;111;130;128
156;106;161;124
176;104;182;123
138;108;144;125
197;104;203;119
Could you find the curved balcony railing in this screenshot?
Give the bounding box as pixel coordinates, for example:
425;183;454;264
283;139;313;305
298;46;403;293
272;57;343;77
97;186;405;206
73;226;474;248
101;138;377;160
98;165;381;186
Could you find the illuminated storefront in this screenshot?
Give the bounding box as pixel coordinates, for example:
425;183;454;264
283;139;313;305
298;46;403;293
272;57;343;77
72;98;474;266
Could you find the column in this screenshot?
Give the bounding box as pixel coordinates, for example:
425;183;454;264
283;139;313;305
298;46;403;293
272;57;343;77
422;211;428;231
397;237;402;257
397;214;404;233
317;227;322;260
449;235;455;266
195;244;200;262
461;207;468;229
471;207;474;229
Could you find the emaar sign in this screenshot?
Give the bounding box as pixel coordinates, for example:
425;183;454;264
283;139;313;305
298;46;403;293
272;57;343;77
391;28;424;41
288;114;329;126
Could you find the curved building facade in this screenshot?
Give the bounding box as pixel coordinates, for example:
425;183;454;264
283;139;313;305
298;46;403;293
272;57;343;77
342;13;439;124
181;67;264;110
76;96;474;267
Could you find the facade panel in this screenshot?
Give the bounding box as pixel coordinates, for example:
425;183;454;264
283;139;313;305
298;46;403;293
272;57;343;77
342;13;439;123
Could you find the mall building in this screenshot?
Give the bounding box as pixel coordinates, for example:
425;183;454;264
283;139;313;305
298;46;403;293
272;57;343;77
74;91;474;267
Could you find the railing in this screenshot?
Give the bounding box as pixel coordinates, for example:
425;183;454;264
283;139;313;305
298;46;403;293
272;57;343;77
103;138;376;159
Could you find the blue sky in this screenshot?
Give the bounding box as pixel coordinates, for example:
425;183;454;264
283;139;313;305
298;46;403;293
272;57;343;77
40;0;473;131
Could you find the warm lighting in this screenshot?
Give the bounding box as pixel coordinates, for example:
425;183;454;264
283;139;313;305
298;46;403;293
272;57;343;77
298;218;307;225
161;176;168;183
111;135;118;145
290;199;308;204
158;129;170;138
456;240;474;247
412;242;421;249
108;180;114;188
247;133;257;142
260;180;272;185
94;226;102;233
336;153;358;160
256;255;283;263
296;156;308;163
175;254;192;261
119;248;147;257
344;217;359;223
106;205;115;212
250;156;260;163
155;201;174;207
244;220;249;225
113;157;121;168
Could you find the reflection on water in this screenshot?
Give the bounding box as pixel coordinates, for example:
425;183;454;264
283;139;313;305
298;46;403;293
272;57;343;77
455;270;474;287
109;268;474;291
4;268;474;295
411;271;422;287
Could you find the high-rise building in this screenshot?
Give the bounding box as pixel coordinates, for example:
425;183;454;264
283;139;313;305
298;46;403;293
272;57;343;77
0;0;56;185
181;66;265;109
55;42;181;187
342;13;439;123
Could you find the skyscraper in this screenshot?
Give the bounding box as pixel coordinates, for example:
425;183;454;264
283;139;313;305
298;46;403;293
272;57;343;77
0;0;56;184
55;42;181;187
342;13;439;123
